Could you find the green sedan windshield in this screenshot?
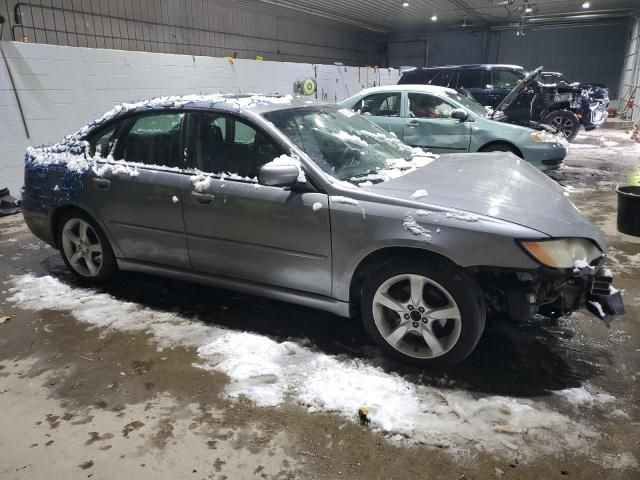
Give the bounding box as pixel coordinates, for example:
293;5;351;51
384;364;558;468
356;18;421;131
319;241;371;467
263;106;429;181
443;91;490;117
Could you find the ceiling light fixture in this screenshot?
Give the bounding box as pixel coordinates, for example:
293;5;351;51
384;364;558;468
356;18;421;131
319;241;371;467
431;14;438;21
402;2;409;7
524;6;533;13
581;1;590;8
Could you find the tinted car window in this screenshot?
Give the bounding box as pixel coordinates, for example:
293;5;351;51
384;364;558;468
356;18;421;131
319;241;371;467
408;93;455;119
398;69;437;85
88;125;117;158
113;113;185;168
457;70;488;89
353;92;401;117
430;70;453;87
187;112;282;179
491;70;521;89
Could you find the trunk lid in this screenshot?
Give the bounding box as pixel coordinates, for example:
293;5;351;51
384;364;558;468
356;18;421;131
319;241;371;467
365;152;606;249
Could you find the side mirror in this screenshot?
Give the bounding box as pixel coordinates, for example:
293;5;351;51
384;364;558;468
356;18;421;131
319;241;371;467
258;163;299;187
451;109;469;122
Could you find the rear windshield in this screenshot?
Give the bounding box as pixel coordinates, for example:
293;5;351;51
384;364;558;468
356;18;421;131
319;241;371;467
398;69;438;85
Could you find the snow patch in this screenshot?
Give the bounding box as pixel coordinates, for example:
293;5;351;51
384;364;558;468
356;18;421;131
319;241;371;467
552;387;615;406
403;215;432;240
4;274;604;461
410;189;429;200
263;154;306;183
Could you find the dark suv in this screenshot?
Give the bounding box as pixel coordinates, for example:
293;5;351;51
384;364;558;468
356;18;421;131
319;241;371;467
399;64;608;141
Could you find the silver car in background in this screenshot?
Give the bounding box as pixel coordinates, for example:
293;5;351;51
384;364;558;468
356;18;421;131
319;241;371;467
22;95;623;368
340;85;568;171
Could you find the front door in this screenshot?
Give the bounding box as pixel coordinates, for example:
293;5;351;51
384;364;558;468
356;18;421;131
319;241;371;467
403;92;471;153
351;91;405;139
180;111;332;296
84;112;190;269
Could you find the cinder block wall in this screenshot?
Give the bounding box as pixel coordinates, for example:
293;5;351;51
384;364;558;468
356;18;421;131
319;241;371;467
0;42;400;196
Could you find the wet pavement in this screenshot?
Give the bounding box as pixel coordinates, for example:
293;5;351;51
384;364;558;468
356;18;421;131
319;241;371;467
1;128;639;479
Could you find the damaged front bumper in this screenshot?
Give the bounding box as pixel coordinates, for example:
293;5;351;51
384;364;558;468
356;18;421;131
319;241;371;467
577;266;625;326
479;263;625;326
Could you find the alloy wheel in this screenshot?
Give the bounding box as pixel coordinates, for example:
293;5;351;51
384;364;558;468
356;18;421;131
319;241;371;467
372;274;462;359
550;116;576;138
61;218;103;277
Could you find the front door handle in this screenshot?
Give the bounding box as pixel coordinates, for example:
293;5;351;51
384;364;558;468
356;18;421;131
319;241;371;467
406;120;420;127
191;192;215;205
92;178;111;190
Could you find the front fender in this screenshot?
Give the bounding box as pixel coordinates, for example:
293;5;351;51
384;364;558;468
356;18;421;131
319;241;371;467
329;198;544;302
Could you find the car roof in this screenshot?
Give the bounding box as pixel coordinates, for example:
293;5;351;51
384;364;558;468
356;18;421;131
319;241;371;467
403;64;524;73
74;94;331;138
355;84;458;96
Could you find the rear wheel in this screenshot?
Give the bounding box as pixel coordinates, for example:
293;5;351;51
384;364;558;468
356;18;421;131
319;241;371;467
542;110;580;142
361;260;486;368
57;211;117;282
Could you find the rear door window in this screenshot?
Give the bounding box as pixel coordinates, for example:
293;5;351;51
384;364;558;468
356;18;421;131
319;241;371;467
88;125;117;158
353;92;401;117
457;70;488;89
491;70;521;89
430;70;453;87
113;112;186;168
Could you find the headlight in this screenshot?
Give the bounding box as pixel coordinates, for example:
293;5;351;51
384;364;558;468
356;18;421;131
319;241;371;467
519;238;602;269
530;131;561;143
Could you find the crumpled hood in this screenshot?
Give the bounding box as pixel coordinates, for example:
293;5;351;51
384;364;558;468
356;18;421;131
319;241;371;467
365;152;606;249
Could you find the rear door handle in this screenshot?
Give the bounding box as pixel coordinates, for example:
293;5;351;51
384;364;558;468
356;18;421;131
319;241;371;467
191;192;215;205
92;178;111;190
406;120;420;127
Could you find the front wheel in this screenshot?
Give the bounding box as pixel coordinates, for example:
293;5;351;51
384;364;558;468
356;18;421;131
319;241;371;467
361;260;486;368
542;110;580;142
57;211;117;283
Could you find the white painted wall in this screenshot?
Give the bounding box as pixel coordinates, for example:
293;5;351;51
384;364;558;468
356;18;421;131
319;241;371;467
0;41;400;196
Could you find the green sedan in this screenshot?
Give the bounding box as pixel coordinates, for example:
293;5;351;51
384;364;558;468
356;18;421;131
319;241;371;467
340;84;568;171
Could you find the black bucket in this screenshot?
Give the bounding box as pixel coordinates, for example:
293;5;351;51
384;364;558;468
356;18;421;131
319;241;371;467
616;185;640;236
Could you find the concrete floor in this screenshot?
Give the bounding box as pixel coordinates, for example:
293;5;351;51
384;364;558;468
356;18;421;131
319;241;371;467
1;128;639;480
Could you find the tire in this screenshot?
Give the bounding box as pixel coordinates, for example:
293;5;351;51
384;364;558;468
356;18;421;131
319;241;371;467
56;210;117;283
479;142;522;158
360;259;486;369
542;110;580;142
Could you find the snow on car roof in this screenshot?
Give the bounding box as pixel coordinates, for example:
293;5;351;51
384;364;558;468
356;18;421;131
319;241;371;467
73;93;304;139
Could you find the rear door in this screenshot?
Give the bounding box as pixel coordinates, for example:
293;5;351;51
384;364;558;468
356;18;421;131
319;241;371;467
456;69;492;106
488;69;523;108
403;92;471;153
351;91;405;139
180;111;332;296
84;112;190;269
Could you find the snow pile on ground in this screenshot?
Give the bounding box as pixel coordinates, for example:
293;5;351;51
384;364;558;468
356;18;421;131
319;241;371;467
552;387;615;406
6;273;605;462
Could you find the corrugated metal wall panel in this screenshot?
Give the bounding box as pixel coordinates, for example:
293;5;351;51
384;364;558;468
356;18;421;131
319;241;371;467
1;0;383;66
388;21;630;99
491;23;628;98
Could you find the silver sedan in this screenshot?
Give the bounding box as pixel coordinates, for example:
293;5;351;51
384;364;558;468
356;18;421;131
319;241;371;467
22;95;623;368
